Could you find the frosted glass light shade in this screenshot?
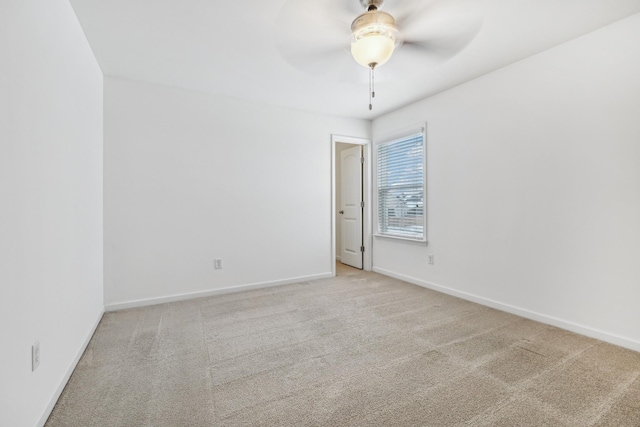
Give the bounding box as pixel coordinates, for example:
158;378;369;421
350;9;397;68
351;34;395;67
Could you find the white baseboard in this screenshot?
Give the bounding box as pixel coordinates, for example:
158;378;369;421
105;272;333;312
336;256;342;262
37;308;104;427
373;266;640;353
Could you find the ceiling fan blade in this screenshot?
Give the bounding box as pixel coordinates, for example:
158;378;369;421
400;20;482;63
275;0;352;40
391;0;440;33
389;0;483;73
378;17;481;79
275;0;357;80
392;0;483;49
400;40;453;62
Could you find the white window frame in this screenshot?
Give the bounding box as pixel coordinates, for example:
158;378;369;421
374;124;427;244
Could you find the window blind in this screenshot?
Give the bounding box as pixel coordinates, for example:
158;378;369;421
377;132;425;240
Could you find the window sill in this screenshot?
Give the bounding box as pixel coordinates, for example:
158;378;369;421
374;234;429;246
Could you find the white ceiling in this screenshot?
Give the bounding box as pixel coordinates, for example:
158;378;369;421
69;0;640;119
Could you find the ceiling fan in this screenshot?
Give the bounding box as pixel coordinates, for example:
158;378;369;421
276;0;482;110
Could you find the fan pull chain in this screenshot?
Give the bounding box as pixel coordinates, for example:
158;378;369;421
369;64;376;111
372;65;375;99
368;66;372;110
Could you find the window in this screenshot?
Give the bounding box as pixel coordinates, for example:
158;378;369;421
376;130;426;241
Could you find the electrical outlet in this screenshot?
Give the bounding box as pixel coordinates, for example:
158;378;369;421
428;254;435;265
214;259;223;269
32;341;40;372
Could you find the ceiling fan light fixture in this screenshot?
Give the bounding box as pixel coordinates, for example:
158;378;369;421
350;10;397;68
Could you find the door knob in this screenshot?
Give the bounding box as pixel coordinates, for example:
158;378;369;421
339;210;344;214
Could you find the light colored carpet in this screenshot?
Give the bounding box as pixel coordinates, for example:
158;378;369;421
46;264;640;426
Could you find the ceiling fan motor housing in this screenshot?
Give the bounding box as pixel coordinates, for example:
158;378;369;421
360;0;385;11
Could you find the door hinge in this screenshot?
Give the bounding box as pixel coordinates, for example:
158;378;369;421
360;246;365;252
361;201;365;208
361;157;364;164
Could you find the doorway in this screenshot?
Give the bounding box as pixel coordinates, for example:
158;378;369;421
331;135;372;276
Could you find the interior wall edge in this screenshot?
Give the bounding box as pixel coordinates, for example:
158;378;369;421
36;309;105;427
373;266;640;354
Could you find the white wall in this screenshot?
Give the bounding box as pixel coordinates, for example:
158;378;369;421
104;77;370;308
372;13;640;351
0;1;104;426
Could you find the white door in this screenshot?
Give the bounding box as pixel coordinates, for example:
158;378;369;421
340;145;363;269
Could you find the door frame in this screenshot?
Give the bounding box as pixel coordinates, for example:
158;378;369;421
331;134;372;276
